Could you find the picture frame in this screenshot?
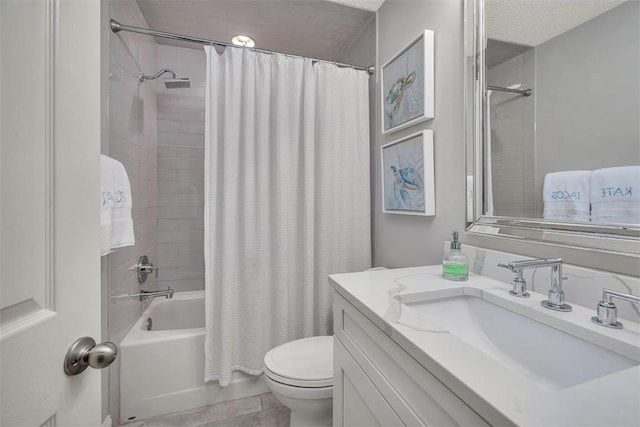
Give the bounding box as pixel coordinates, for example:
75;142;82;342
381;30;435;134
381;130;435;216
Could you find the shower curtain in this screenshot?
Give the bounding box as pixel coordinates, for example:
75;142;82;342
203;46;371;386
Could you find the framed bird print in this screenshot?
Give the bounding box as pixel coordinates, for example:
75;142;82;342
381;130;435;216
381;29;434;134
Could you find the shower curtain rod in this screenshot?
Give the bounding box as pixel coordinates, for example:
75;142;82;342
110;19;375;75
487;85;533;97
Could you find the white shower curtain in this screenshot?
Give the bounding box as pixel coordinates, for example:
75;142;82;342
203;46;371;386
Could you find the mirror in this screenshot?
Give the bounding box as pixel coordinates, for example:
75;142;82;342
465;0;640;253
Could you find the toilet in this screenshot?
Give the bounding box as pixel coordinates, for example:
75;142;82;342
263;335;334;426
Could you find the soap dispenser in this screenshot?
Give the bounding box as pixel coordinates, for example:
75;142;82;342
443;231;469;281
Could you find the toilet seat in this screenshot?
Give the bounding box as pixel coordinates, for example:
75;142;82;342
264;336;333;388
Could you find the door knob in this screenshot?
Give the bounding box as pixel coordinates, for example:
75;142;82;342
64;337;118;376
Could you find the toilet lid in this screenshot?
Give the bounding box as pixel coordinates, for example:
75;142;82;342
264;336;333;388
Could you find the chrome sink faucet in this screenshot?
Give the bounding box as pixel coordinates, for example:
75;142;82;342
592;289;640;329
498;258;572;312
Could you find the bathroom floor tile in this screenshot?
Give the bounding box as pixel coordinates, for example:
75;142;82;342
123;405;212;427
205;395;263;422
119;393;289;427
202;405;290;427
259;393;281;410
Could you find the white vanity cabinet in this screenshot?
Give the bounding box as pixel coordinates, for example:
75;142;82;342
332;290;489;427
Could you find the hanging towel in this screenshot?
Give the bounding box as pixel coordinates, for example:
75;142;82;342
590;166;640;225
542;170;591;221
101;155;135;255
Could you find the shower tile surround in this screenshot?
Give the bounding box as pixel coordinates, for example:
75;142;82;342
156;45;207;293
106;0;159;423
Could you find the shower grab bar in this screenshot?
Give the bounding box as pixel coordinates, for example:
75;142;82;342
488;85;533;97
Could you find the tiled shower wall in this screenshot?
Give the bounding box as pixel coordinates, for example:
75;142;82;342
156;46;206;292
105;0;158;423
487;50;536;218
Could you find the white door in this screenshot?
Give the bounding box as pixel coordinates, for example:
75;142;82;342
1;0;104;425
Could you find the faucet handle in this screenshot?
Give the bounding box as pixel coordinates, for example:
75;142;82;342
498;263;529;298
134;255;158;283
498;263;516;272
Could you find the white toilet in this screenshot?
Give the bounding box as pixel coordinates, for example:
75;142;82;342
263;335;334;426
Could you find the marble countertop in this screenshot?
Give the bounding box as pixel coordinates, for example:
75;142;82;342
329;265;640;426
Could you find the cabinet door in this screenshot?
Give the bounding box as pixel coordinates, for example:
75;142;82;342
333;291;491;426
334;337;403;427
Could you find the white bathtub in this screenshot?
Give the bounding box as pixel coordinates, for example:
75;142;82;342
119;290;268;423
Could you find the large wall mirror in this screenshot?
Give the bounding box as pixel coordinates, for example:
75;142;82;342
465;0;640;254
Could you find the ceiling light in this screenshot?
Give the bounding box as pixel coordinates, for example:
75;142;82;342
231;35;255;48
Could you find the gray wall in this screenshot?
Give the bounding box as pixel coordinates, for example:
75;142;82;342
375;0;466;268
535;0;640;205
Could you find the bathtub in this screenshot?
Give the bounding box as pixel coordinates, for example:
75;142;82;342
119;290;268;423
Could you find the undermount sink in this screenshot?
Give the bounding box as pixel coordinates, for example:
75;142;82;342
402;294;638;390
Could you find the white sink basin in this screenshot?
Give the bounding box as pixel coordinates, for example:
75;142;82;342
403;295;638;390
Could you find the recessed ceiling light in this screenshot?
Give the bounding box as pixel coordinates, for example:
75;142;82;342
231;35;255;48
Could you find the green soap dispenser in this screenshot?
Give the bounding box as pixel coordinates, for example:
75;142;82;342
443;231;469;281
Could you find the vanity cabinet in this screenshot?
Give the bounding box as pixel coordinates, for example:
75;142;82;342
332;290;489;427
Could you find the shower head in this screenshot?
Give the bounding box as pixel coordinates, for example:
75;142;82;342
138;68;190;89
164;77;190;89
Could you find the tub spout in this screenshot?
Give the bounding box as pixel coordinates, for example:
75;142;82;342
138;287;175;301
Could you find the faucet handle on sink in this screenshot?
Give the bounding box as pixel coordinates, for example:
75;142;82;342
498;263;530;298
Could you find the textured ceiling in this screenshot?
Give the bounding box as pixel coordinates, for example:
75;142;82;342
486;0;627;46
136;0;376;62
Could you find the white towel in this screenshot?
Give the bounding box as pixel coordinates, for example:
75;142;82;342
101;155;135;255
542;170;591;222
590;166;640;224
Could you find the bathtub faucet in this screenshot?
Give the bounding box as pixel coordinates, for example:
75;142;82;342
138;287;174;302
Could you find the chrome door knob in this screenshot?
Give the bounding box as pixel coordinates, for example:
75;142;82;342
64;337;118;376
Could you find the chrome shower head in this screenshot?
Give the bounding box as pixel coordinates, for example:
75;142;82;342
164;77;190;89
138;68;190;89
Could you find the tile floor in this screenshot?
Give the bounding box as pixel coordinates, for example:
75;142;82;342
122;393;290;427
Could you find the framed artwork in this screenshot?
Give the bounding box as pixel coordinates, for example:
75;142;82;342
381;130;435;216
381;30;434;134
